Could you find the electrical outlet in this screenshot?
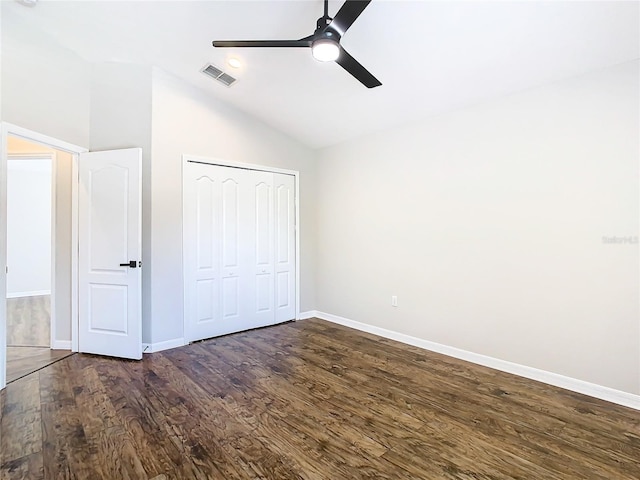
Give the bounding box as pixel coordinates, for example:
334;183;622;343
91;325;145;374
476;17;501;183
391;295;398;307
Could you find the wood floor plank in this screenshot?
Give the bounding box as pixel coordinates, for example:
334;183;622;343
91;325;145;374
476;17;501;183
121;353;263;480
306;320;640;474
229;328;556;479
39;359;97;480
6;296;50;348
195;338;391;459
0;374;43;476
315;320;640;434
235;321;640;479
0;452;43;480
65;356;148;480
160;345;312;479
168;341;391;479
1;319;638;479
301;322;640;478
6;347;73;384
94;356;227;480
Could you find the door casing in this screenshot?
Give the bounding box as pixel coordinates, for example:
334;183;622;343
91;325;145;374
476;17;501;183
0;122;87;389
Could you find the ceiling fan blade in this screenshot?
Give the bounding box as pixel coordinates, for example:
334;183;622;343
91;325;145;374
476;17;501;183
336;47;381;88
213;40;312;48
329;0;372;36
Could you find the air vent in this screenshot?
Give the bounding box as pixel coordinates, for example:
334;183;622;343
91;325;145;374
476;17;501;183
201;64;237;87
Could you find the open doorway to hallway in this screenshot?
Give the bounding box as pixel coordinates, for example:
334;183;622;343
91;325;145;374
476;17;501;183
5;135;73;383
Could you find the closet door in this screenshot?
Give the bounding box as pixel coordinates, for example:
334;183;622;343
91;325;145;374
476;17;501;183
183;162;223;342
274;173;296;323
184;163;295;343
216;166;254;335
250;171;277;328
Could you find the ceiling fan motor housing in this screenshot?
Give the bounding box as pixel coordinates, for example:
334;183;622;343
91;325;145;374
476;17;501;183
316;14;333;31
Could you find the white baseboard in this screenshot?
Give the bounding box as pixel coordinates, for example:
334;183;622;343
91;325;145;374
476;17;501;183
7;290;51;299
51;340;71;350
298;310;317;320
309;311;640;411
142;337;185;354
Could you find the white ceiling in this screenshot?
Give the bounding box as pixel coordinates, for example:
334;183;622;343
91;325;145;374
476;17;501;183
4;0;639;149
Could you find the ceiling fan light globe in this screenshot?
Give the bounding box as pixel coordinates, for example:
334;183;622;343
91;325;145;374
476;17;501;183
312;39;340;62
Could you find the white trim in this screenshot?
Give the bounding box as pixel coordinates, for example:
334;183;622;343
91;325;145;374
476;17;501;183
313;311;640;411
2;123;89;154
71;152;79;353
298;310;317;320
183;154;299;177
142;338;185;354
50;153;57;351
0;125;8;389
1;123;87;390
52;340;72;350
294;172;300;321
181;154;301;342
181;157;189;343
5;153;54;160
6;290;51;299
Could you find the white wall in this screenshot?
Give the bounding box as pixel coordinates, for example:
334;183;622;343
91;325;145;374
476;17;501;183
89;62;153;344
316;60;640;395
6;158;52;297
150;68;316;344
1;6;91;148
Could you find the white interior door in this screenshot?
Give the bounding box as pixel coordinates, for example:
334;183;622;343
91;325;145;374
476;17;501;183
274;173;296;322
78;148;142;359
248;169;277;328
184;162;296;342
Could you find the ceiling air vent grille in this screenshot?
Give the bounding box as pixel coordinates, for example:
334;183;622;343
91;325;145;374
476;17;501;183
201;64;237;87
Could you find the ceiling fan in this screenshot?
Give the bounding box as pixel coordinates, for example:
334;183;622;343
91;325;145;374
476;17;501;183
212;0;381;88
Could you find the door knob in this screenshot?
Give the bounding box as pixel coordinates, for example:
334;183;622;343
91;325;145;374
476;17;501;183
119;260;137;268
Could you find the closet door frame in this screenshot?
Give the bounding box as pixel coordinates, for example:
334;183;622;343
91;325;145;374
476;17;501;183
181;155;300;342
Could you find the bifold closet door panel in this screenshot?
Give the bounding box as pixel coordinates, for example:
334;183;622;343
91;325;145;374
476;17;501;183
244;169;277;329
274;173;296;323
184;163;223;342
218;167;254;332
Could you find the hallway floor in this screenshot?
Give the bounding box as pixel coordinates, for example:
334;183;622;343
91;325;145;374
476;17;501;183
6;295;71;384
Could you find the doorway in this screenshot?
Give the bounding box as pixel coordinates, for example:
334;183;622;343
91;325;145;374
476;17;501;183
4;136;73;383
0;123;87;389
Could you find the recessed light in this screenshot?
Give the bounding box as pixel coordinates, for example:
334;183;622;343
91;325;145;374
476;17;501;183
227;57;242;69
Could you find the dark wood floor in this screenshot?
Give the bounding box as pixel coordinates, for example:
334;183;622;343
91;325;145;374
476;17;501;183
1;319;639;479
6;347;74;384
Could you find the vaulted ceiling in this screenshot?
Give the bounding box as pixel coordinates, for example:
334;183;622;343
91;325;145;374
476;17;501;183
4;0;639;148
